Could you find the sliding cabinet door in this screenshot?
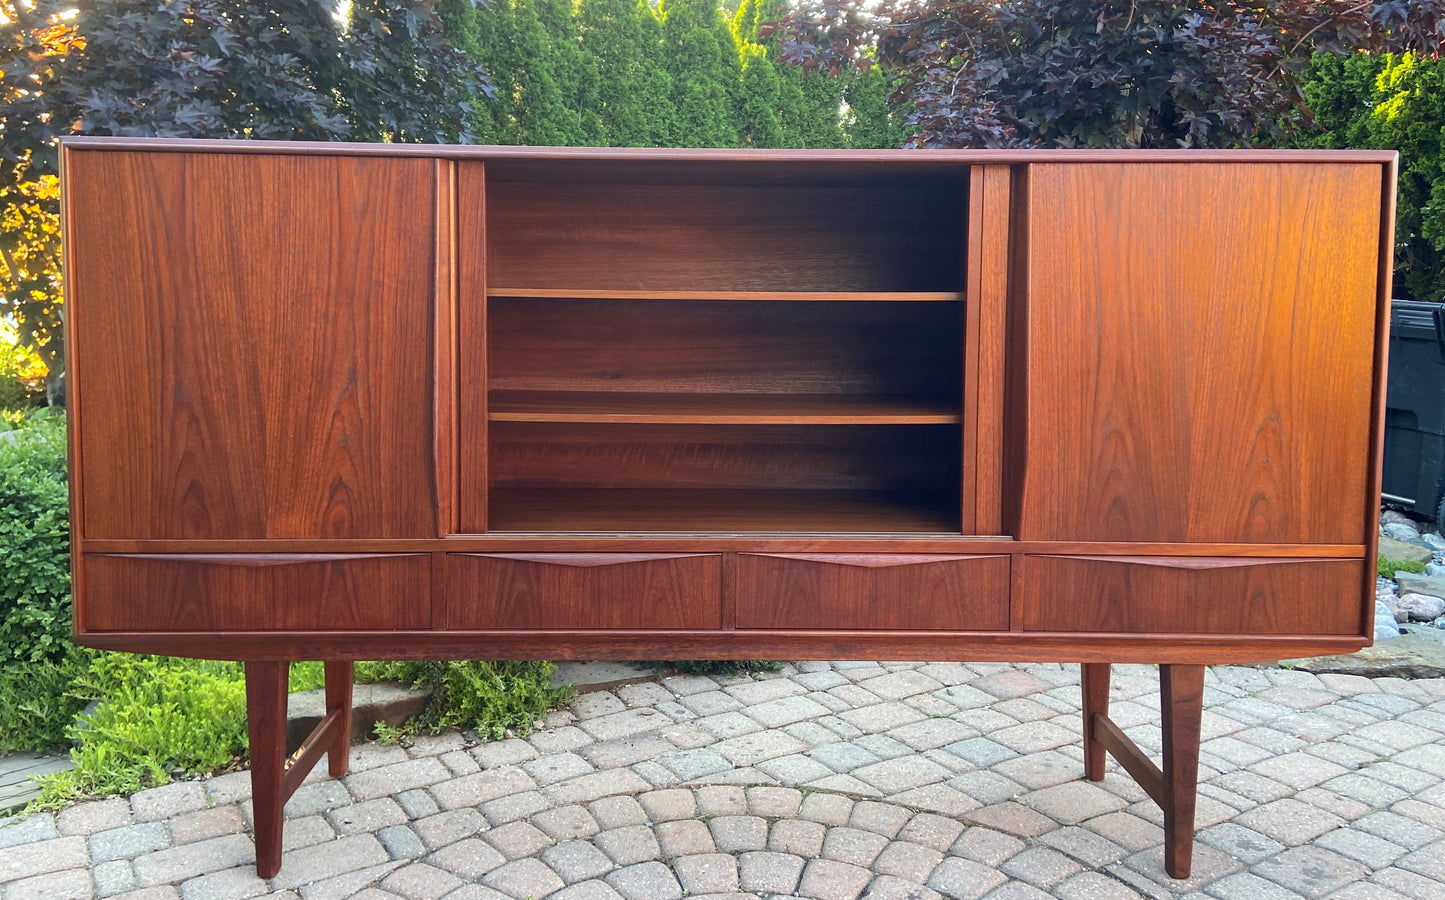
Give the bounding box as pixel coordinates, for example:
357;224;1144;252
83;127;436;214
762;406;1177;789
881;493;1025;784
1016;162;1385;544
68;150;438;540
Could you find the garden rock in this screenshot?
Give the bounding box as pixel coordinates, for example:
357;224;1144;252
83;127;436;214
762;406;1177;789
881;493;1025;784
1392;573;1445;599
1283;630;1445;678
1398;593;1445;622
1374;601;1401;641
1383;521;1422;541
1380;509;1416;527
1379;535;1434;565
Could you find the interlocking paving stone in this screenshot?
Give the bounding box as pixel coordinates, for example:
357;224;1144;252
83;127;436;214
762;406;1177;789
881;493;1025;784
798;856;873;899
541;840;613;884
603;860;682;900
426;838;505;880
769;818;827;857
90;823;170;862
12;662;1445;899
592;824;660;865
672;853;738;895
738;850;805;894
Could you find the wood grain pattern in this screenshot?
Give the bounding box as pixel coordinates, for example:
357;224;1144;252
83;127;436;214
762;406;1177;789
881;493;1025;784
66;150;437;540
1160;664;1205;879
486;488;959;534
486;298;962;399
488;391;961;424
245;661;288;879
489;423;959;494
77;628;1370;665
1017;555;1364;635
1364;158;1400;638
486;179;967;292
489;289;962;302
974;165;1011;534
434;159;459;536
1020;163;1382;544
61;136;1398;165
1081;663;1110;780
448;553;721;629
457;160;489;532
734;553;1009;630
79;538;1371;557
962;168;985;534
83;554;431;632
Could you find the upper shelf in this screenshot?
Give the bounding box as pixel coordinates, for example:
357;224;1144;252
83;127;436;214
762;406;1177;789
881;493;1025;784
489;390;963;424
488;289;965;302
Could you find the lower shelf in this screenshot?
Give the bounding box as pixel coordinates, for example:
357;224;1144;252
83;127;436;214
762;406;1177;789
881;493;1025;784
485;488;960;533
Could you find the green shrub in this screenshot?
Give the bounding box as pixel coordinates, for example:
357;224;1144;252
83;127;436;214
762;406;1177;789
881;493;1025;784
0;412;70;666
0;645;92;752
31;655;250;806
357;660;574;741
1379;555;1428;577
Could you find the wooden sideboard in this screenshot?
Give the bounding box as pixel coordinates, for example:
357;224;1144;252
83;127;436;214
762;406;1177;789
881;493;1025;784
61;139;1397;879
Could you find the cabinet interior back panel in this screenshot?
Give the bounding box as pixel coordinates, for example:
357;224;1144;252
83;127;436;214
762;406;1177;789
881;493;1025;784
1020;162;1382;544
488;298;962;398
67;151;438;540
484;178;968;292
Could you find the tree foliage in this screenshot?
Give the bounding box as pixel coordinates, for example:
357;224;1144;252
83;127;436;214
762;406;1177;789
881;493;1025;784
442;0;905;150
0;0;489;367
773;0;1445;148
1294;51;1445;300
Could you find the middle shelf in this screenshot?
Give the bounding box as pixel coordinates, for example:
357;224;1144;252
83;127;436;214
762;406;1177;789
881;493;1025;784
488;390;963;425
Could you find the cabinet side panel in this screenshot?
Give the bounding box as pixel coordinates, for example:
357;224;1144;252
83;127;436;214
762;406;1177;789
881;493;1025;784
1020;163;1381;543
68;151;437;539
1017;555;1363;635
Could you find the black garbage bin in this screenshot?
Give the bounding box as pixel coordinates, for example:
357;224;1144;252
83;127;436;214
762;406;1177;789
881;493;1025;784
1383;299;1445;520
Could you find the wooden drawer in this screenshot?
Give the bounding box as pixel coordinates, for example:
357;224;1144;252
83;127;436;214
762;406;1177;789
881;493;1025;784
1017;555;1365;635
734;554;1010;630
448;553;721;629
82;554;431;632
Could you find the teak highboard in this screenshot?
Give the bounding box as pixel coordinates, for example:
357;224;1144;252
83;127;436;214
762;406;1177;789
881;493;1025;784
61;139;1398;880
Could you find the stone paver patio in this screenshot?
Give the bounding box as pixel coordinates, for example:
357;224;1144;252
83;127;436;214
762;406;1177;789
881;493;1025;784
4;660;1445;900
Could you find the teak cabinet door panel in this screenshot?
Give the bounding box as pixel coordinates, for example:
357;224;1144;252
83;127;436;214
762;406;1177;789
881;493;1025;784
67;151;438;540
1017;556;1364;636
82;554;431;632
734;554;1010;630
448;553;722;629
1019;163;1382;543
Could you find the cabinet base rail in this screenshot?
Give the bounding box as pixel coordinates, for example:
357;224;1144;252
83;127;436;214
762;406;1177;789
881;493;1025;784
241;660;1204;881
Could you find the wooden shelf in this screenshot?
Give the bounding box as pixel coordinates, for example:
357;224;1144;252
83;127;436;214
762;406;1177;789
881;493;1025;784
488;391;963;424
488;288;964;302
487;488;960;533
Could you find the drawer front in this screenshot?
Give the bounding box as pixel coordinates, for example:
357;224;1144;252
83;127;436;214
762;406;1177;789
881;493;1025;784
83;554;431;632
448;553;722;629
1017;555;1364;635
734;554;1010;630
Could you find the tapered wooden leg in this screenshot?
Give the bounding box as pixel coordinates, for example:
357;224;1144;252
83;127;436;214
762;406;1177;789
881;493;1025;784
1160;664;1205;880
245;661;290;880
1081;663;1111;781
324;661;354;777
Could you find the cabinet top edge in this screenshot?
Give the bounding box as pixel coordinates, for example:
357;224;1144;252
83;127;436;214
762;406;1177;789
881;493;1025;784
57;137;1399;166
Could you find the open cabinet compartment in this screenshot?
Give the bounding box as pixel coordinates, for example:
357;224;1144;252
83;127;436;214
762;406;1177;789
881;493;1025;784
461;160;974;534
